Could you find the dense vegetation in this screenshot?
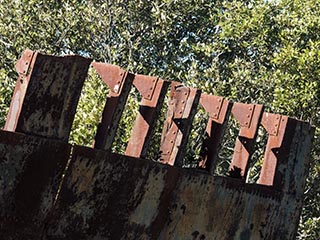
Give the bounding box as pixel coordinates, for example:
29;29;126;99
0;0;319;238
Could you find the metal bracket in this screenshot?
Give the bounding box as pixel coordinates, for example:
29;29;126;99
173;85;190;119
231;103;255;128
15;49;35;77
258;112;290;186
261;113;282;136
92;62;127;95
133;74;158;100
200;94;224;120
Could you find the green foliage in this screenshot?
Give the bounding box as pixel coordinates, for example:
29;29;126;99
0;0;319;238
69;67;109;146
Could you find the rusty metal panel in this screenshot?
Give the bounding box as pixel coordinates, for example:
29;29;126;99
0;51;314;240
280;121;314;197
92;62;135;151
0;130;71;239
5;49;92;142
159;83;201;166
273;120;314;236
229;103;264;179
125;75;169;158
45;144;307;240
198;94;232;173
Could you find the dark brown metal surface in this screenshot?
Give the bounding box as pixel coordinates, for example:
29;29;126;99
159;83;201;166
230;103;264;179
125;75;169;158
199;94;232;173
5;49;92;142
0;130;70;240
93;63;135;151
45;131;313;240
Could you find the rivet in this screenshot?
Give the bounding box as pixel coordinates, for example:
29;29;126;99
152;79;156;82
179;111;183;114
245;122;248;125
275;124;278;127
184;92;188;95
181;100;185;104
218;98;222;102
247;114;250;118
170;140;174;143
249;107;253;111
147;94;150;98
273;131;277;134
25;62;28;65
214;113;218;117
216;106;219;109
173;131;176;134
150;87;153;90
120;72;123;76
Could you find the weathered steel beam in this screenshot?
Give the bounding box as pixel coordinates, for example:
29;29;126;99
5;49;92;141
92;63;135;151
0;130;70;239
125;75;169;158
159;82;201;167
229;103;264;179
198;94;232;173
259;113;315;195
